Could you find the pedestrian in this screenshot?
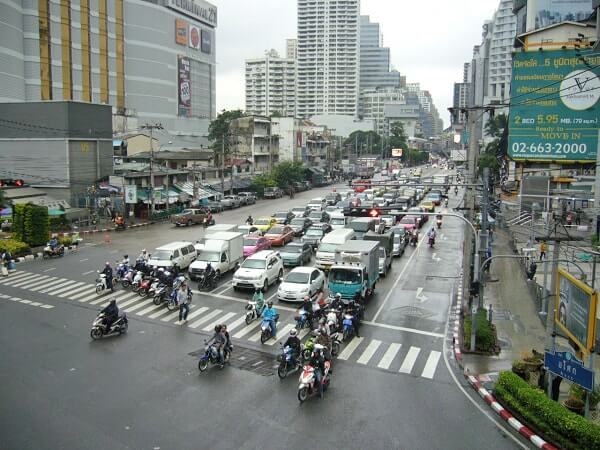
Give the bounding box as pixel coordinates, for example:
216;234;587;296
1;249;12;276
539;241;547;260
575;209;581;226
487;226;493;243
177;282;189;323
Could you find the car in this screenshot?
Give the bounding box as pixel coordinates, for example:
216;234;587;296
243;235;271;257
291;206;310;218
302;223;332;247
373;196;388;207
277;267;325;302
307;198;326;210
222;195;242;209
264;225;295;246
272;211;294;225
264;187;283;199
390;226;409;257
279;242;313;267
254;217;278;232
398;215;419;232
206;201;224;213
324;205;341;215
170;208;213;227
380;215;396;228
238;192;257;205
421;200;435;212
232;250;284;292
407;207;428;227
325;192;341;206
289;217;312;236
308;209;330;223
292;182;306;192
425;193;442;206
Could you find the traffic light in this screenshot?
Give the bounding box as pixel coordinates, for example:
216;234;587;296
369;208;380;218
0;179;25;187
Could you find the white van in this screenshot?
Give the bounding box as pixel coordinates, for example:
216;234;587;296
148;241;196;271
329;213;348;230
315;228;355;270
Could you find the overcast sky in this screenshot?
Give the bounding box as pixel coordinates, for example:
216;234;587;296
212;0;500;129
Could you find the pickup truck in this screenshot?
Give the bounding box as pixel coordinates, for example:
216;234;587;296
264;187;283;199
171;208;213;227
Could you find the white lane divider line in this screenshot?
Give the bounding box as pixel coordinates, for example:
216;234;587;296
226;315;247;333
421;351;441;379
266;323;294;346
81;270;95;276
79;258;89;262
356;339;382;365
399;346;421;374
377;343;402;370
337;337;364;361
202;311;236;332
188;309;222;329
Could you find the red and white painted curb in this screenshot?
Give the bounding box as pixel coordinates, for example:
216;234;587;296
60;222;154;237
467;375;557;450
453;272;463;362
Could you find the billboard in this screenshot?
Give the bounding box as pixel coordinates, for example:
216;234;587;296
189;25;201;50
201;29;211;54
555;269;597;353
124;185;137;204
177;55;191;117
508;49;600;162
532;0;593;29
391;148;403;157
175;19;187;45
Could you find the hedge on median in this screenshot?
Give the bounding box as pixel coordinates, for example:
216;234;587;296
494;371;600;450
0;239;30;257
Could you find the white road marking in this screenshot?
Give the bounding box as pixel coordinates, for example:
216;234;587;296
136;303;166;317
81;270;95;276
337;337;364;360
2;274;40;286
266;323;294;346
79;258;89;262
360;320;444;338
69;289;97;301
29;278;68;292
19;299;32;304
188;309;222;329
118;297;143;309
86;294;109;304
202;312;236;331
399;346;421;374
421;351;441;379
29;301;42;306
248;329;263;342
226;315;247;333
43;267;56;273
265;291;278;302
377;343;402;370
232;322;261;339
11;275;51;289
160;310;181;322
181;306;209;321
40;304;55;309
49;282;87;296
415;287;428;303
123;299;152;313
36;279;74;293
356;339;382;365
0;272;30;283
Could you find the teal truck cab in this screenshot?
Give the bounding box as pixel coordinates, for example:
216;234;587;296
328;240;379;301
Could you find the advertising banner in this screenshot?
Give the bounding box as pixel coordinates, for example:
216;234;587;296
201;29;211;54
555;268;597;353
532;0;593;29
391;148;403;158
508;49;600;162
175;19;187;45
177;55;191;117
189;25;201;50
124;185;137;204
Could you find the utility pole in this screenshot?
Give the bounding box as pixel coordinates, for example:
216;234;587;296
221;135;225;195
141;123;163;215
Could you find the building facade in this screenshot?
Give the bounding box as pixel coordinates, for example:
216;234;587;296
296;0;360;118
360;87;404;135
245;50;296;117
230;116;280;174
286;38;298;59
0;0;217;136
359;16;402;91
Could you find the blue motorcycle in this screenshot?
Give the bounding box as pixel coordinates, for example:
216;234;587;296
198;341;227;371
260;314;279;344
342;313;356;342
294;309;313;330
277;344;301;379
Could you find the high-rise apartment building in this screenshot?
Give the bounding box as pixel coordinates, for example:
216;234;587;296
245;50;296;117
286;38;298;59
296;0;360;118
360;88;404;135
359;16;401;91
486;0;516;105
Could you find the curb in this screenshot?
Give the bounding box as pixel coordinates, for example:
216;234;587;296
59;221;154;237
12;244;80;264
453;272;464;363
466;375;558;450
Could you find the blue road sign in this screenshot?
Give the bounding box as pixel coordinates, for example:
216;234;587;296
544;351;595;391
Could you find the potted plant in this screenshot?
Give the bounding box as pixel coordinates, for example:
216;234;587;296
522;351;543;372
511;360;529;381
564;395;585;416
589;386;600;411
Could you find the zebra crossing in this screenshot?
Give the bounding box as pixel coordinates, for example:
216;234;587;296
0;271;442;380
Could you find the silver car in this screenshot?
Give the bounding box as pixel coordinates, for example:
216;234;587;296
222;195;241;209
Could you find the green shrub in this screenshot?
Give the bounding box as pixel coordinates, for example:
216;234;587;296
495;371;600;449
58;236;73;246
0;239;30;257
12;203;49;246
463;308;496;351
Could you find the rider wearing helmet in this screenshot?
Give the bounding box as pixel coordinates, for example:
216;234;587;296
208;324;227;367
138;249;148;262
122;255;130;266
101;261;113;290
345;299;361;337
310;344;327;398
100;298;119;331
262;301;278;338
315;325;332;361
283;328;301;363
331;292;343;310
252;287;265;315
221;324;232;358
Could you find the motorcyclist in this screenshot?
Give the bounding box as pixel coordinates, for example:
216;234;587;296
282;328;302;364
345;299;361;337
262;301;278;338
309;345;327;398
252;288;265;316
300;295;314;326
318;317;330;337
315;328;332;361
444;198;449;208
221;324;233;360
115;214;125;228
101;262;113;290
246;215;254;226
330;293;343;311
204;262;216;285
100;298;119;331
436;214;443;229
48;235;60;254
208;324;227;367
121;255;130;266
137;249;149;262
427;227;437;241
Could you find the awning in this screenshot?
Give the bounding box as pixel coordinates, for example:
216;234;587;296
48;209;66;216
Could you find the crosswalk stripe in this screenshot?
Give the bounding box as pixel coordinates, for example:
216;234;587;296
19;299;32;304
298;328;310;340
61;284;93;298
266;323;294;346
148;305;175;319
88;295;111;305
27;277;65;291
233;321;261;339
116;297;142;309
2;274;41;286
36;279;74;293
69;288;97;300
11;275;51;289
399;346;421;374
226;315;247;333
356;339;382;365
188;309;222;329
160;309;181;322
123;298;153;313
248;329;263;342
40;304;54;309
29;301;42;306
337;337;364;360
182;306;209;321
44;280;82;294
377;343;402;370
421;351;441;379
0;272;30;283
136;303;166;317
202;311;236;331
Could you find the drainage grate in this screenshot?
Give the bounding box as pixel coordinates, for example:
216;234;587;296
189;346;276;377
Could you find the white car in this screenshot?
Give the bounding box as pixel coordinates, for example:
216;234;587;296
232;250;283;292
277;267;325;303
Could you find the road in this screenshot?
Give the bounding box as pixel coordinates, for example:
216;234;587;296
0;172;529;450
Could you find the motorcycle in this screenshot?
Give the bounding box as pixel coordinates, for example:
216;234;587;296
152;282;170;306
198;271;217;291
43;244;64;259
330;331;341;357
410;233;418;247
147;278;161;298
198;341;228;371
297;359;331;403
302;336;316;361
245;300;263;325
277;344;302;379
114;263;129;285
260;314;279;344
342;313;356;342
137;277;154;297
326;309;340;333
294;309;313;330
90;312;128;340
95;272;114;295
121;268;136;288
131;271;144;292
428;236;435;248
436;219;442;229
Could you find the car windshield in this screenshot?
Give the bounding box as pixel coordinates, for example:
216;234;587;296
285;272;309;284
179;210;192;215
292;208;305;213
306;228;323;236
152;250;172;260
329;268;361;284
318;243;337;253
269;226;285;234
330;217;345;225
290;218;305;225
308;212;321;218
274;213;287;218
199;251;220;262
255;218;270;225
282;245;302;253
243;238;259;246
241;259;266;269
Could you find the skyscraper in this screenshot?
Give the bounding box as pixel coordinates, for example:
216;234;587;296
296;0;360;118
359;16;401;91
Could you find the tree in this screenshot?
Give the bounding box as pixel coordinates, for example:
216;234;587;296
271;161;306;188
269;111;283;118
480;113;508;179
207;109;244;157
344;130;382;156
388;122;408;159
